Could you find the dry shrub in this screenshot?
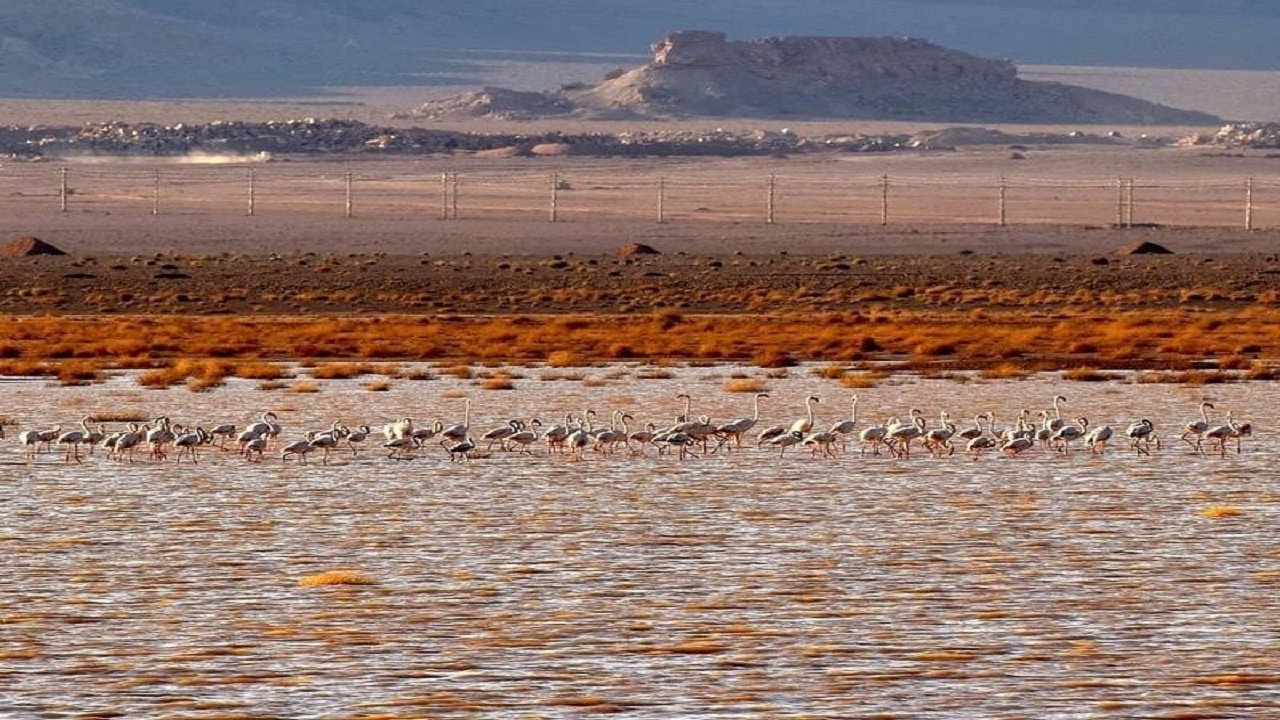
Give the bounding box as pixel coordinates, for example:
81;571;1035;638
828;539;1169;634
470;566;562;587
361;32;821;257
1245;364;1279;381
724;378;767;393
753;349;795;369
480;376;515;390
138;359;230;389
445;364;474;380
637;369;675;380
815;364;846;380
1062;367;1117;382
979;363;1032;380
310;362;374;380
547;350;582;368
233;362;289;380
1200;506;1244;519
1217;356;1251;370
258;380;289;391
838;372;883;389
290;381;321;394
57;360;103;386
93;410;149;422
653;308;685;330
913;341;957;357
363;380;393;392
298;570;376;587
0;359;54;377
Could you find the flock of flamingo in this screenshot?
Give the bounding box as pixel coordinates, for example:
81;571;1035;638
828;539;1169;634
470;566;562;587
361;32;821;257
4;392;1254;466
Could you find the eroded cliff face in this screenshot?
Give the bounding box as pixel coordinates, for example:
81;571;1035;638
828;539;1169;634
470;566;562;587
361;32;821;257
414;31;1219;125
650;30;1016;86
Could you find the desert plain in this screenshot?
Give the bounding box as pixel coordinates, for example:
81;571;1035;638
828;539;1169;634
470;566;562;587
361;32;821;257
3;71;1280;381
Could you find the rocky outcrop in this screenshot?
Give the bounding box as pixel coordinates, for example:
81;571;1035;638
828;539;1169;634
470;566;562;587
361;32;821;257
415;31;1220;125
1193;122;1280;149
0;236;66;257
411;87;575;121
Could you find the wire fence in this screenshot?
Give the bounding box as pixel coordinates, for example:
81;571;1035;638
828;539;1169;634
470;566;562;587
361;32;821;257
4;165;1280;229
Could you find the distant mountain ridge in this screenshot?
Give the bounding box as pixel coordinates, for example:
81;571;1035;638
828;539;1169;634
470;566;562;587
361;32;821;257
3;1;1280;98
414;31;1220;125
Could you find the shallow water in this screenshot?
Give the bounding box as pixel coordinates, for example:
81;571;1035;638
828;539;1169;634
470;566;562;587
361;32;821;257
1;367;1276;718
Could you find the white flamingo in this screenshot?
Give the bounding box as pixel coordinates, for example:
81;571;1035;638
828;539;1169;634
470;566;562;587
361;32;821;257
1180;402;1215;453
441;399;471;442
717;392;768;449
789;395;820;434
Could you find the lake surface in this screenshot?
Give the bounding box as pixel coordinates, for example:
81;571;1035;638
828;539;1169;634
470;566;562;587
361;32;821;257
1;366;1276;718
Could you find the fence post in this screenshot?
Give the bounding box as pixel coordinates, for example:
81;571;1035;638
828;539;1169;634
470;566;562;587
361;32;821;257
344;171;354;219
550;173;559;223
1115;178;1124;227
1125;179;1134;227
439;172;449;220
657;178;666;224
880;174;890;226
59;167;68;213
451;172;458;220
997;175;1007;227
247;168;256;217
767;174;776;224
1245;177;1254;231
152;169;160;216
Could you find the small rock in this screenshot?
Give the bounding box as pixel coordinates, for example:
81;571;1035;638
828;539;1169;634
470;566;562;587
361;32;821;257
618;243;661;258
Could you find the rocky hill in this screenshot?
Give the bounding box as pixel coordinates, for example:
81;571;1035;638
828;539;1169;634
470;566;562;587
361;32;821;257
5;1;1280;99
414;32;1220;125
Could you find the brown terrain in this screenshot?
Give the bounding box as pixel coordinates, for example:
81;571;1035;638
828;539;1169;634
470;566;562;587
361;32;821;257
1;56;1280;378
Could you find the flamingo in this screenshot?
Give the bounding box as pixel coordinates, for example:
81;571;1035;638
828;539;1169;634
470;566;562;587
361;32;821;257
281;435;315;463
446;436;477;462
717;392;768;449
1084;423;1113;455
1180;402;1215;453
208;422;237;449
384;435;419;460
790;395;820;434
482;419;521;451
342;424;372;455
966;435;998;459
828;394;859;451
1125;418;1159;456
1051;416;1089;453
627;421;659;456
887;414;926;459
768;430;805;459
955;413;988;443
55;417;95;463
803;430;840;459
508;419;542;453
1203;412;1237;459
441;399;471;442
173;427;209;464
858;416;891;456
922;415;956;457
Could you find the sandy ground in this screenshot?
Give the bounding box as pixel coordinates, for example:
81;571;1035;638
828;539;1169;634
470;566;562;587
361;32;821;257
0;91;1278;317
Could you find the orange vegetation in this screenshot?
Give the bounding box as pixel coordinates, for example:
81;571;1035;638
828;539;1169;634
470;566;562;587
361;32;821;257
0;310;1274;378
298;570;377;587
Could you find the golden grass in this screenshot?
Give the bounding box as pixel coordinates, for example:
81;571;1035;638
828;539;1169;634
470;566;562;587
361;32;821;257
724;378;767;393
298;570;376;587
0;308;1276;376
1200;506;1245;519
479;376;515;390
1062;367;1118;382
310;362;374;380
